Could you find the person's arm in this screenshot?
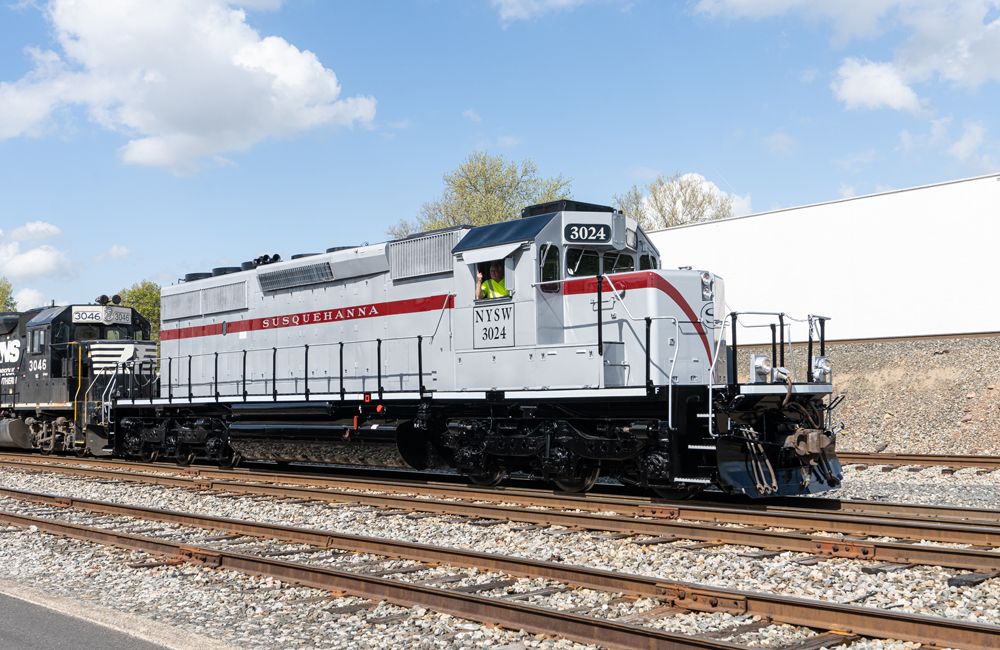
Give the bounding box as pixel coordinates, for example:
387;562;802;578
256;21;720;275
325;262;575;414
476;268;484;299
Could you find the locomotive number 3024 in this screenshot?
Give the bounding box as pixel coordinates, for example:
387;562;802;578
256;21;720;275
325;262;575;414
564;224;610;243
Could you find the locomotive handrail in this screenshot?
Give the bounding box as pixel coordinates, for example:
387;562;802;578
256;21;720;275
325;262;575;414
596;275;683;430
729;311;830;384
129;293;457;405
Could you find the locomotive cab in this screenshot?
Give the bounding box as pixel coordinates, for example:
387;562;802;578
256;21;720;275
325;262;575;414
0;302;156;456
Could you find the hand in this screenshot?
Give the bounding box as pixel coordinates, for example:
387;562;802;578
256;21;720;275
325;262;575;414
476;270;483;283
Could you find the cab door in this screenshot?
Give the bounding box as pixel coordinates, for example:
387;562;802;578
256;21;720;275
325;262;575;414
22;326;51;403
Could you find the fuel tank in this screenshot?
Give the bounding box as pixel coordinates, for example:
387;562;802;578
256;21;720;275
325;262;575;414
0;419;32;449
227;412;448;470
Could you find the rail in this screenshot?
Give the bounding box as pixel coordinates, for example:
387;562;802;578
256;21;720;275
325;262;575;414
113;293;455;406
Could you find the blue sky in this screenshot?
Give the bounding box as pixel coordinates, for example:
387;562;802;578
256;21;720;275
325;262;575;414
1;0;998;308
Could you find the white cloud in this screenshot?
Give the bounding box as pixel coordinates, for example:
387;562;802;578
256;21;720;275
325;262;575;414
385;118;410;129
463;108;481;122
7;221;61;241
497;135;523;147
731;192;753;216
93;244;132;263
948;120;999;172
492;0;595;21
0;0;376;175
831;57;923;112
898;117;952;151
0;220;72;282
799;68;818;82
898;117;999;172
0;224;71;281
833;147;877;170
696;2;1000;110
875;184;894;192
839;183;857;198
14;288;45;310
765;132;797;155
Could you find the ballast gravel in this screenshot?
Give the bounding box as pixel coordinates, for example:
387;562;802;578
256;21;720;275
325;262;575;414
1;465;998;648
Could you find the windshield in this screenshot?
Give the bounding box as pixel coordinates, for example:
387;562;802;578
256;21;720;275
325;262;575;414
73;324;136;341
565;248;600;277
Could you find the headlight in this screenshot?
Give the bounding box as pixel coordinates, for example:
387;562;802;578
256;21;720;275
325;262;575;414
811;356;832;382
701;272;713;301
751;355;771;383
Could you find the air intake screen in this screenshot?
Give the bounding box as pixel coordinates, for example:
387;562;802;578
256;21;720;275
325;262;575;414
201;281;247;314
258;262;334;292
162;290;201;321
388;230;463;280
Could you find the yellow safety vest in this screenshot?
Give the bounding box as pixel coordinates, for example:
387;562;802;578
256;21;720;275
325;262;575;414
481;278;509;298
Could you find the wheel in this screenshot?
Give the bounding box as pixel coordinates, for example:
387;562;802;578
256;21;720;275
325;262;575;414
651;484;704;500
175;451;196;467
139;448;159;463
218;452;241;470
554;465;600;493
74;445;89;458
468;466;506;487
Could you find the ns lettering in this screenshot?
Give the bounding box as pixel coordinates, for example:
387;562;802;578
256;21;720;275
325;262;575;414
0;340;21;364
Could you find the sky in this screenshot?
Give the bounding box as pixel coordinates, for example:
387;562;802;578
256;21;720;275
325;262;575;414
1;0;999;309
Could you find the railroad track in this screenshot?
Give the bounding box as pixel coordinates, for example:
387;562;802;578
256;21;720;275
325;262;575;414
4;452;1000;523
839;452;1000;471
5;454;1000;574
2;486;999;650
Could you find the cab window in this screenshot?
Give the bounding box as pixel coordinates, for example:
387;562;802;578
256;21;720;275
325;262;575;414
53;323;69;344
639;254;658;270
566;248;599;278
29;329;46;354
603;251;634;274
539;244;560;293
74;325;100;341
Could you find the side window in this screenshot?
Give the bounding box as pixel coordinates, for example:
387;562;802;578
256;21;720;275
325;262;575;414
29;329;46;353
603;251;634;274
566;248;600;278
539;245;560;293
640;254;654;270
53;323;69;344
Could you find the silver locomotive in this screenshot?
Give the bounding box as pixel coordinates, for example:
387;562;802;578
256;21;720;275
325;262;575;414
1;200;842;497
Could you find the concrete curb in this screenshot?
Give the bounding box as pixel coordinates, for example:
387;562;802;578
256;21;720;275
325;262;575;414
0;578;241;650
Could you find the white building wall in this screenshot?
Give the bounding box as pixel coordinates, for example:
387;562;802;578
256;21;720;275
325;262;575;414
647;174;1000;343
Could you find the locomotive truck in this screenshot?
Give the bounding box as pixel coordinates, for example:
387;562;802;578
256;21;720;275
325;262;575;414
0;200;842;498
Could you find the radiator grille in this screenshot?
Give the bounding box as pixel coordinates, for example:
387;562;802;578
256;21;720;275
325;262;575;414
258;263;334;292
201;282;247;314
388;230;464;280
162;290;201;321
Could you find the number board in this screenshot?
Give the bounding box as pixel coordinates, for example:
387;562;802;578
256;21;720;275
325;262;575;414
473;302;514;349
72;306;132;325
564;223;610;243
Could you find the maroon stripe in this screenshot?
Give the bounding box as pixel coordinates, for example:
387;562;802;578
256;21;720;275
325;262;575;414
161;294;454;341
563;272;714;363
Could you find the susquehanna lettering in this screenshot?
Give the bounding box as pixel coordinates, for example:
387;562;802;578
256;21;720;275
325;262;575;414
262;305;380;329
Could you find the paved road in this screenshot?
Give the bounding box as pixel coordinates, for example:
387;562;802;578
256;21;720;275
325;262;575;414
0;594;169;650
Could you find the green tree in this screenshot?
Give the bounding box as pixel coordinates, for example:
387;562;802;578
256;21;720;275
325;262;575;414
387;150;573;239
0;277;16;312
118;280;161;342
614;172;733;231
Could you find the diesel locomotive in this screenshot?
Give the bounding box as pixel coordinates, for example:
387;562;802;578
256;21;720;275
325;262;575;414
0;200;843;498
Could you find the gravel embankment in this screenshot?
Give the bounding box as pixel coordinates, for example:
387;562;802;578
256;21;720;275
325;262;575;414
0;465;998;650
737;335;1000;454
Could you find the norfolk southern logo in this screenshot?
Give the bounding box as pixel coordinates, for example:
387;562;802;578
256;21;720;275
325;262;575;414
0;339;20;363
